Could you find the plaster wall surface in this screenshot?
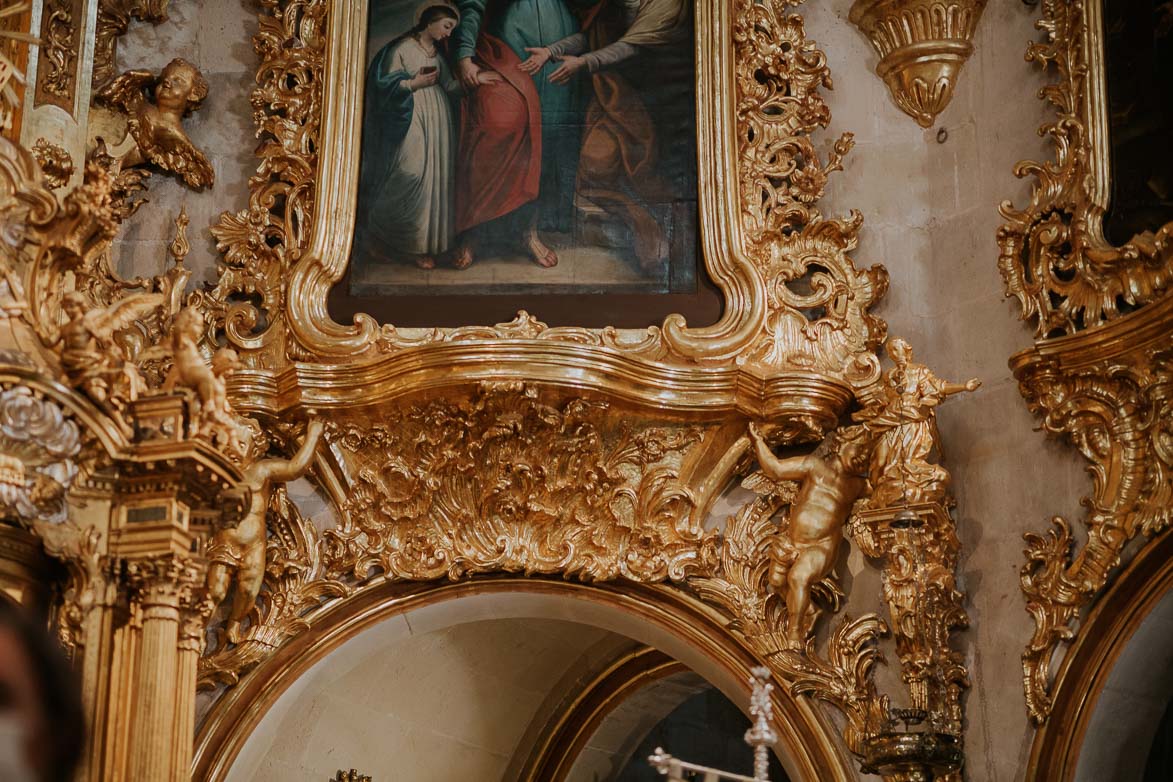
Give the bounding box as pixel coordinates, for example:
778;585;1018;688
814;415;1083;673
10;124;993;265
227;618;619;781
112;2;1097;780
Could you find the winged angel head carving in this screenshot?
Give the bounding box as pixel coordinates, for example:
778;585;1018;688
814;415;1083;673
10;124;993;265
96;58;213;190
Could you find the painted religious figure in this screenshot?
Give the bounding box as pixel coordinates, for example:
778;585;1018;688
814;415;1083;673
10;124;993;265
351;0;698;297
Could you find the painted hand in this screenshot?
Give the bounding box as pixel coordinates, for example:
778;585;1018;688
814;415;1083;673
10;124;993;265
410;68;440;91
548;55;586;85
457;57;481;90
519;47;551;75
965;378;982;392
476;70;503;86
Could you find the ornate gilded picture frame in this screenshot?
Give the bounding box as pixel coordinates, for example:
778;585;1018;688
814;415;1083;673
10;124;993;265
210;0;885;410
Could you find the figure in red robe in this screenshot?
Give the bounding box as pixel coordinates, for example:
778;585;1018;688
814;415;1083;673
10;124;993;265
449;0;583;269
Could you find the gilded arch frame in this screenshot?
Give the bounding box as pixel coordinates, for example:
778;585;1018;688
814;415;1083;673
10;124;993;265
192;578;857;781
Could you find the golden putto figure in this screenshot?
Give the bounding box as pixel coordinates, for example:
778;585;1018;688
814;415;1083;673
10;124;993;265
95;57;214;189
50;290;163;404
749;422;875;649
163;307;246;455
208;420;325;643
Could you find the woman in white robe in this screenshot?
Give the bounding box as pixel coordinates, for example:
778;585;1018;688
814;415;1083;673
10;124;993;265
360;4;461;269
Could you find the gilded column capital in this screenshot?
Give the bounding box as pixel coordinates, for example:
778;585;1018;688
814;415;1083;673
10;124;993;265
125;554;205;611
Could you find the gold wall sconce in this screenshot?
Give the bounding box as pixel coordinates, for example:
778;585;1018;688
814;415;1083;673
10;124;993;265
849;0;988;127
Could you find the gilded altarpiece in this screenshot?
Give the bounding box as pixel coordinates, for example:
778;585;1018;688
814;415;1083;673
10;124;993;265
0;0;984;781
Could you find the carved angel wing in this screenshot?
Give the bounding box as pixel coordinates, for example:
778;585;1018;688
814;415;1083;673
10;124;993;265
741;471;798;503
82;292;164;342
95;69;155;114
148;139;214;189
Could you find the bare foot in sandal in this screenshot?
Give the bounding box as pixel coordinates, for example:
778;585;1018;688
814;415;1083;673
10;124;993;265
413;255;436;270
526;230;558;268
451;244;474;270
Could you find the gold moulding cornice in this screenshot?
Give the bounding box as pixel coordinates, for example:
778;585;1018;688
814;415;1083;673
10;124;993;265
1010;293;1173;374
225;345;856;421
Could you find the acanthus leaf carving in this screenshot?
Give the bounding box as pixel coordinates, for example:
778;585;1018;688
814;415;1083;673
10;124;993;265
774;614;892;756
321;384;718;584
997;0;1173;338
1014;336;1173;723
734;0;888;384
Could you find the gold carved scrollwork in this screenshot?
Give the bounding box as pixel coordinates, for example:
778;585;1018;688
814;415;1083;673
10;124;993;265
33;0;83;112
998;0;1173;727
321;384;718;583
733;0;888;383
207;0;325;362
1014;316;1173;723
997;0;1173;339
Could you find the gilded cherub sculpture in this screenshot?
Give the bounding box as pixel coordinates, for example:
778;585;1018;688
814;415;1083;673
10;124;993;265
749;423;875;649
163;307;246;456
95;57;214;189
861;337;980;507
207;420;324;643
51;291;163;403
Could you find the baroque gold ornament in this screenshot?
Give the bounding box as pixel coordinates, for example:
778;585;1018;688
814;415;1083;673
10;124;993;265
96;57;214;189
748;422;873;649
849;0;988;128
207;420;323;643
33;0;81;111
998;0;1173;338
857;337;979;507
320;384;717;584
997;0;1173;729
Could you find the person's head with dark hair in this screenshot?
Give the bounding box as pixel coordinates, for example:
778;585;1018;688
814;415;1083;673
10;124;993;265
410;1;459;39
0;598;85;781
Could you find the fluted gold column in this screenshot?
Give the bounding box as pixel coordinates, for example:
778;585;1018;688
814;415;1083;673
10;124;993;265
126;557;186;782
173;577;210;781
